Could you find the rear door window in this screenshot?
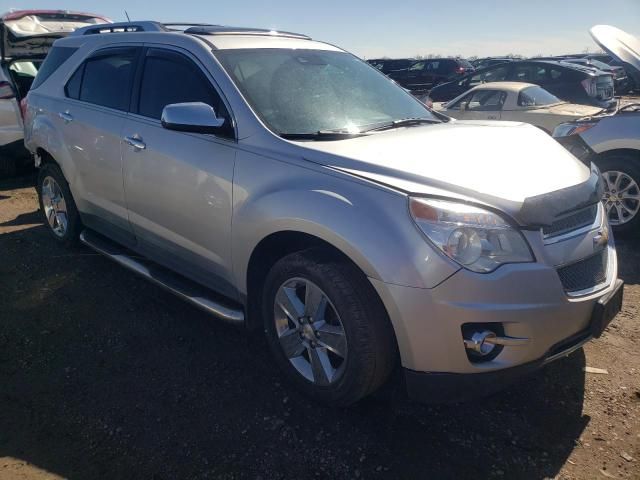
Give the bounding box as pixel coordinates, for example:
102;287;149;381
512;64;548;83
466;65;509;87
73;48;138;111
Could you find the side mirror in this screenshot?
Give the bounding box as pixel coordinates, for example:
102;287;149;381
161;102;225;134
460;102;468;111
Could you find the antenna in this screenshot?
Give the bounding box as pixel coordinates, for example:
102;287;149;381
125;11;131;21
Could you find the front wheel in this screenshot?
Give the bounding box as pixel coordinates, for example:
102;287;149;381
262;249;396;406
597;154;640;234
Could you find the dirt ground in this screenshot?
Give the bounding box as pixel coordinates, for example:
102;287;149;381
0;174;638;480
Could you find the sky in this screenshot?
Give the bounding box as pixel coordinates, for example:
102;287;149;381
2;0;639;58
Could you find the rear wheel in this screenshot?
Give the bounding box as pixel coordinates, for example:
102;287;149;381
596;154;640;234
37;163;82;246
262;248;396;406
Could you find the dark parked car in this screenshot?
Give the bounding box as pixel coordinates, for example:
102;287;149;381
428;60;615;107
471;57;515;69
387;58;474;92
367;58;414;74
562;58;630;94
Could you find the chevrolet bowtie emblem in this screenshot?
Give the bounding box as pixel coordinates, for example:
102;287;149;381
593;227;609;249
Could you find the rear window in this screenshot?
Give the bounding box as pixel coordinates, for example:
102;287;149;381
31;46;78;90
518;86;561;106
457;59;474;68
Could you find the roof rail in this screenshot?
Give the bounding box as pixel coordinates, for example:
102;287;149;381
163;23;219;31
184;26;311;40
72;21;167;36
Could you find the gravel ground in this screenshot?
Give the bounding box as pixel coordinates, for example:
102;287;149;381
0;174;638;480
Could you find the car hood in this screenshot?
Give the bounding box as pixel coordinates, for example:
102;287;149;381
1;10;110;59
590;25;640;78
295;121;600;226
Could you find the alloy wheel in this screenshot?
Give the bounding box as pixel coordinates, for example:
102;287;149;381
602;170;640;226
41;176;68;237
273;277;348;386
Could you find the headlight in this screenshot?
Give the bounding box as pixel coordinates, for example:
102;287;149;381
552;122;597;138
409;198;534;273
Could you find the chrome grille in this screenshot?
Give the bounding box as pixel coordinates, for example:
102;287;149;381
543;204;598;238
557;249;608;293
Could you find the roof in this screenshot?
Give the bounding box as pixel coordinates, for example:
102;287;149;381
199;34;341;51
469;81;537;92
69;20;341;51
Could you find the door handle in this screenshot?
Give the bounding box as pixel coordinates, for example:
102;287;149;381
124;135;146;151
487;115;498;120
58;111;73;123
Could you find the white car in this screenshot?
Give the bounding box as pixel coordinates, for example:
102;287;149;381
0;9;110;177
433;82;602;133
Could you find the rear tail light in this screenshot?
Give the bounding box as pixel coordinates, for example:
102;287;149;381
456;67;466;74
0;81;15;100
581;78;597;97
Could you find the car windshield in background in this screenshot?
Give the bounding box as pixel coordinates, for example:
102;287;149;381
214;49;436;137
517;86;562;107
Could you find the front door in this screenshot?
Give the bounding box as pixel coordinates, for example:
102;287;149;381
121;47;237;298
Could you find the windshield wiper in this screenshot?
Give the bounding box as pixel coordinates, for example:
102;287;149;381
360;117;440;133
279;130;366;141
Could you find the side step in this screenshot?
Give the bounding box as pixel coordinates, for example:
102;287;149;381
79;229;245;325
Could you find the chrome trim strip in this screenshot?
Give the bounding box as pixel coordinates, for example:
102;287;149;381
543;334;592;365
543;203;602;245
80;230;245;324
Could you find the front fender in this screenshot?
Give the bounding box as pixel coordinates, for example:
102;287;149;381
231;151;459;295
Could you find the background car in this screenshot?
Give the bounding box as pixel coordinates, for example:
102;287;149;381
553;25;640;234
0;9;110;177
554;103;640;233
387;57;474;92
428;60;615;108
471;57;515;69
557;58;629;94
434;82;602;133
366;58;414;74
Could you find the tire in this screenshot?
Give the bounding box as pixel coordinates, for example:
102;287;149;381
37;162;82;246
262;248;397;406
595;153;640;235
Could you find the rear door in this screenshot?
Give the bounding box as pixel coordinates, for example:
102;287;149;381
1;11;109;60
121;46;237;297
54;45;140;245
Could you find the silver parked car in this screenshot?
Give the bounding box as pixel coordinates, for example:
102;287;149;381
24;22;623;405
554;25;640;233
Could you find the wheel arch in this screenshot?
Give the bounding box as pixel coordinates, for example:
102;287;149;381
244;230;387;331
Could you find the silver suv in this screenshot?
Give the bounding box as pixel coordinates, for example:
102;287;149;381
24;22;623;405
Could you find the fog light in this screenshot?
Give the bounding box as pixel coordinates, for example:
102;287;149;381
462;323;530;363
465;330;498;356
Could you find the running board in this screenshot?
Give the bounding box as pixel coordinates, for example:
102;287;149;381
79;229;245;325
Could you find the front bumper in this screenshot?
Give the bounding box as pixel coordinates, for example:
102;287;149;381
370;219;620;401
403;324;593;404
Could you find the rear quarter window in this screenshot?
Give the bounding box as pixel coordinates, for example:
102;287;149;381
31;46;78;90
